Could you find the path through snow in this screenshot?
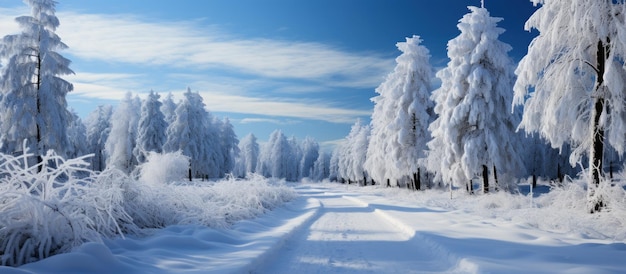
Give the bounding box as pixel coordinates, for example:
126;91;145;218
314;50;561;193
254;187;455;273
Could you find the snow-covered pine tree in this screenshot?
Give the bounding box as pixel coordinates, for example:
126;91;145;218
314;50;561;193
85;105;113;171
133;90;167;164
164;88;212;180
513;0;626;212
428;6;523;193
105;92;140;173
160;92;177;125
338;120;370;185
299;137;320;179
310;151;330;181
235;133;260;177
258;130;293;180
328;146;340;182
66;109;87;159
365;35;434;189
218;117;239;177
0;0;73;160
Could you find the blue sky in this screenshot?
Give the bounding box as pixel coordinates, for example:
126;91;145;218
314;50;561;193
0;0;538;150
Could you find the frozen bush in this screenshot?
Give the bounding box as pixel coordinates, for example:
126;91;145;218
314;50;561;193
0;147;132;266
134;151;190;185
122;174;297;229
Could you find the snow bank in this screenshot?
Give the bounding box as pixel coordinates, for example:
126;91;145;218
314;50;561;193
328;177;626;241
0;150;297;267
124;174;297;230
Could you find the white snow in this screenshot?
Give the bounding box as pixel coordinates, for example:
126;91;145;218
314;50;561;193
6;181;626;273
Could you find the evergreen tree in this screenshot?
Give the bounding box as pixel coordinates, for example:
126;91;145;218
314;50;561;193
66;110;87;159
133;90;167;164
105;92;140;173
161;92;177;125
311;151;330;181
0;0;73;159
218;117;239;177
428;6;523;193
299;137;320;179
258;130;292;180
164;88;211;179
235;133;260;177
338;120;370;184
513;0;626;212
365;35;434;188
84;105;112;171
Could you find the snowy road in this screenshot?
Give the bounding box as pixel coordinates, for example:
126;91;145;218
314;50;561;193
10;183;626;274
254;188;452;273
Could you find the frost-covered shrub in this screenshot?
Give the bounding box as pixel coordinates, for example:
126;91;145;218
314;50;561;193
134;151;189;185
122;174;297;229
0;149;132;266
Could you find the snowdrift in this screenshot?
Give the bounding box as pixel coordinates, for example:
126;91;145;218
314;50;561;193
0;150;296;266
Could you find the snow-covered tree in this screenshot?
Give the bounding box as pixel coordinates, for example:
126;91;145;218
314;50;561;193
160;92;177;125
328;146;340;182
0;0;73;159
164;88;212;180
235;133;260;177
85;105;112;171
365;35;434;189
105;92;140;173
338;120;370;184
513;0;626;212
299;137;320;179
258;130;294;180
66;110;87;159
217;117;239;177
133;91;167;164
310;151;330;181
428;6;523;193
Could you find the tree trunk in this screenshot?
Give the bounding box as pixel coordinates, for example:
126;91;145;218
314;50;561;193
386;178;390;188
415;168;421;191
493;165;499;192
482;165;489;194
590;38;609;213
188;168;192;181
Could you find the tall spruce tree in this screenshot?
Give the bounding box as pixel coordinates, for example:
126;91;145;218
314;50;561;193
364;35;434;189
428;6;523;193
0;0;73;160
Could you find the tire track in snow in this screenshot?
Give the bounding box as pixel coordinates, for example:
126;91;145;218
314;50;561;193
342;194;480;273
252;186;458;273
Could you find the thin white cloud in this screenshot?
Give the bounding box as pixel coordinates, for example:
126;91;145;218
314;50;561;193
54;12;393;89
197;91;370;124
239;118;300;125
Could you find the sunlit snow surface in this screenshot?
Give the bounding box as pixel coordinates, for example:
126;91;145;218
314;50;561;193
6;182;626;273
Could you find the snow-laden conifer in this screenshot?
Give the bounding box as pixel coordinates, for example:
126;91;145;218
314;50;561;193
311;151;330;181
338;120;370;184
164;88;212;179
428;6;523;192
235;133;260;177
217;117;239;177
365;35;434;188
0;0;73;159
513;0;626;212
160;92;177;125
105;92;140;173
66;110;87;159
299;137;320;179
84;105;112;171
133;91;167;164
258;130;295;180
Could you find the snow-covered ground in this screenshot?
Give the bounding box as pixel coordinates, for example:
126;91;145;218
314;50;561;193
4;182;626;273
